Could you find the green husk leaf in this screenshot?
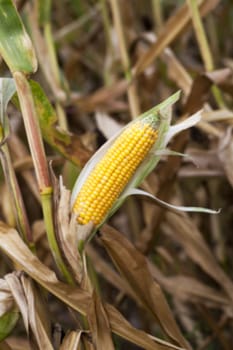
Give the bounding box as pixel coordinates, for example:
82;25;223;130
0;0;37;73
122;188;221;215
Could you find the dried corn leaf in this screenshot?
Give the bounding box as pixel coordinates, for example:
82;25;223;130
218;127;233;187
100;224;191;350
87;245;139;302
163;212;233;304
88;245;229;312
74;79;128;112
5;273;53;350
0;340;13;349
149;264;231;312
105;304;179;350
184;69;232;114
0;280;15;318
87;292;114;350
3;337;30;350
59;330;82;350
0;221;176;350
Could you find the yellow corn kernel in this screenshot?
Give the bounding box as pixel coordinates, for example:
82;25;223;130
73;119;158;226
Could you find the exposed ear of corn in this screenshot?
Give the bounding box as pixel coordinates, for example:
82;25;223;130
72;118;158;226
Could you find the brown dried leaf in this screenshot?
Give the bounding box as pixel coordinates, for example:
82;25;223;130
163;212;233;304
88;245;229;313
0;340;13;350
0;341;12;350
3;337;30;350
100;225;191;350
74;79;128;112
105;304;179;350
0;279;15;317
87;292;114;350
0;221;90;312
5;273;53;350
21;275;52;350
59;330;83;350
202;110;233;123
218;127;233;187
87;245;139;302
0;221;172;350
141;33;192;96
184;69;232;114
149;264;231;311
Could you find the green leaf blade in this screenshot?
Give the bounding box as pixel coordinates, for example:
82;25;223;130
0;0;37;73
0;310;19;341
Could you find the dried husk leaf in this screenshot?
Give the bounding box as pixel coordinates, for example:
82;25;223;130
95;111;123;139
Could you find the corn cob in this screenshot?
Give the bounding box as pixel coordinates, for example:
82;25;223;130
73;118;158;226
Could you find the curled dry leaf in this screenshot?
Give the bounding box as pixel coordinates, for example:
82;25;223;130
5;272;53;350
0;274;19;342
0;279;15;317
